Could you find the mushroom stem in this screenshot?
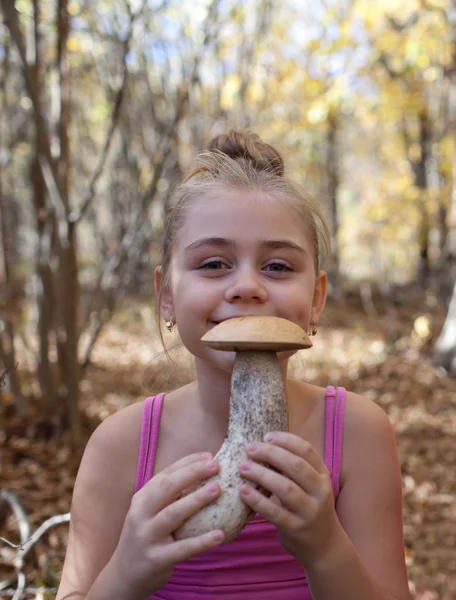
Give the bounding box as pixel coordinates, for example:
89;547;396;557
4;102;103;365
173;350;288;543
229;350;288;444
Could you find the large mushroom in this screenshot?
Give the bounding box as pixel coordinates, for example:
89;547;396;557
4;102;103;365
173;316;312;543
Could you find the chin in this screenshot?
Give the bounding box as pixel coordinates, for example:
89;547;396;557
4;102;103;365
211;350;237;373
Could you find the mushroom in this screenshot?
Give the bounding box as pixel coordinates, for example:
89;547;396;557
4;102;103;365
173;316;312;543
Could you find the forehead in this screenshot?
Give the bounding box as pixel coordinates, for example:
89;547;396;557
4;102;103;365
176;187;311;249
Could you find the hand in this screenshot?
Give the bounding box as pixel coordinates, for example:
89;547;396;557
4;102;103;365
238;432;341;567
110;452;225;598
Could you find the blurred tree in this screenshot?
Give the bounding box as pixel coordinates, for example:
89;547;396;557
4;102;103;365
0;0;284;438
0;28;23;410
0;0;224;441
435;0;456;374
2;0;456;440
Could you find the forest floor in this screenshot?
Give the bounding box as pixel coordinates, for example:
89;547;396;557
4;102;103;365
1;290;456;599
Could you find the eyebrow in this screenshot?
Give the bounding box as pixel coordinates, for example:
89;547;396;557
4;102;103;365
184;237;306;254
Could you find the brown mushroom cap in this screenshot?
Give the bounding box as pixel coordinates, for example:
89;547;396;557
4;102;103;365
201;316;312;351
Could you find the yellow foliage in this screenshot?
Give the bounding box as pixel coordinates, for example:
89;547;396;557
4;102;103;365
67;38;81;52
247;82;265;103
220;75;241;111
68;1;80;16
307;100;328;124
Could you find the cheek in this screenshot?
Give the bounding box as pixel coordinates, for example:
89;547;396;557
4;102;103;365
174;274;219;310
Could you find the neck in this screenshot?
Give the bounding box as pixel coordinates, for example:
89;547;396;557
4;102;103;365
193;354;290;430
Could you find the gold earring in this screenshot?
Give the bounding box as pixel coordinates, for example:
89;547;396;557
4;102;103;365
165;319;174;332
309;320;318;336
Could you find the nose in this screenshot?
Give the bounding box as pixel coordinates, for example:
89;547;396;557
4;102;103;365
225;265;268;304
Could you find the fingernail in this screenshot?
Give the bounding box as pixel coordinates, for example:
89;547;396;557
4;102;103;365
239;461;251;472
247;443;259;453
201;452;212;459
206;483;219;495
206;459;218;470
211;530;224;542
264;433;276;443
240;485;251;496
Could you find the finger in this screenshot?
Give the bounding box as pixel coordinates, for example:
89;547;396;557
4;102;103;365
239;460;314;514
239;483;302;531
151;481;222;540
136;457;219;515
245;442;322;494
262;432;327;475
167;451;214;474
162;529;225;564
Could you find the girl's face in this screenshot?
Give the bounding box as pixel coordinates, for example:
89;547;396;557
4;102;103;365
156;187;327;373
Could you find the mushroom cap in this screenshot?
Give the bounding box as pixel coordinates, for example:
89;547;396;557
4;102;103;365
201;316;312;351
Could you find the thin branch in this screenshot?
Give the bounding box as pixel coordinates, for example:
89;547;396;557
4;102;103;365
0;489;31;562
376;52;407;79
0;363;19;387
70;0;148;224
0;489;70;600
80;0;220;368
0;0;69;244
387;13;420;31
0;585;58;598
38;155;69;244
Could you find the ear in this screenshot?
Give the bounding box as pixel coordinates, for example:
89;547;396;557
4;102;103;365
154;266;174;321
311;270;328;323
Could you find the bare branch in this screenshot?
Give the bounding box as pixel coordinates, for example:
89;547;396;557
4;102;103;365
387;13;420;31
38;155;69;243
70;0;148;224
80;0;220;367
0;584;58;598
0;0;69;245
0;363;19;387
0;489;31;562
0;489;70;600
376;52;406;78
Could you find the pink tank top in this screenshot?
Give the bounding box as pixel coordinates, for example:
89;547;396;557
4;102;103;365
135;386;346;600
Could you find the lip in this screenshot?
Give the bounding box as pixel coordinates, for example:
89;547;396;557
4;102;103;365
210;315;265;324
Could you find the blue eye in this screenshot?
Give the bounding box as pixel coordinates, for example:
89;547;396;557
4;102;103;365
199;260;227;270
264;262;293;272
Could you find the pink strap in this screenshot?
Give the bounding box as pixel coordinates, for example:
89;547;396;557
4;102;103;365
134;393;165;492
136;389;345;497
324;386;346;499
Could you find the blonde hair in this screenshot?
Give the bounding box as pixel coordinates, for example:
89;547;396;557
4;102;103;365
156;130;331;345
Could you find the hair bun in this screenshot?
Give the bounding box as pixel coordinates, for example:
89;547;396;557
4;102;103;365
207;130;284;177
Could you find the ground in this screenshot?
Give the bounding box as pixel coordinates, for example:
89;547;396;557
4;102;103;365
0;292;456;599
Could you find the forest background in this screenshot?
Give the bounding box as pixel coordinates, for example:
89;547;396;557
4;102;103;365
1;0;456;598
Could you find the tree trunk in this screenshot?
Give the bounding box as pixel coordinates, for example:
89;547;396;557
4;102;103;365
54;0;81;439
435;281;456;375
0;158;23;413
435;2;456;373
31;0;58;414
0;31;24;411
327;111;340;297
412;111;432;287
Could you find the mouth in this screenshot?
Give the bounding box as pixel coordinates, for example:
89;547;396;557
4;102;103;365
210;315;261;325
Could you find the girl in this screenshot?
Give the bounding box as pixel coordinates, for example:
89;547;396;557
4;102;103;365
56;131;411;600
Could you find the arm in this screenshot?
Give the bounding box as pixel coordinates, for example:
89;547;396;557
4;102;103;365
304;396;411;600
238;393;411;600
56;401;226;600
55;403;144;600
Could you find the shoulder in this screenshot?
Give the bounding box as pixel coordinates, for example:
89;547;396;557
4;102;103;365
341;390;398;487
342;390;395;450
77;401;144;502
90;398;146;451
55;399;148;599
332;391;410;599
